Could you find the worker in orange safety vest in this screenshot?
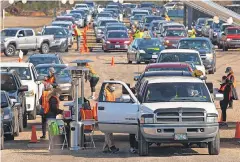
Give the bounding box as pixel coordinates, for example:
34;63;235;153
73;24;82;51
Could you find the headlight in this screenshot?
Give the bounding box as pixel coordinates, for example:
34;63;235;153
226;38;232;41
140;114;154;124
139;50;145;54
97;29;102;33
25;90;34;97
165;40;169;44
213;32;218;36
124;41;130;44
4;114;10;120
59;83;71;87
206;53;214;59
206;113;218;123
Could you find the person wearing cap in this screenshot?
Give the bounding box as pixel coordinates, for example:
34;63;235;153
102;79;119;153
46;67;56;86
73;24;82;51
39;87;63;139
85;63;99;100
225;67;238;108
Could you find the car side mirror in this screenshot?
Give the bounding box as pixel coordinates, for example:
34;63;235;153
213;89;224;101
17;34;24;37
19;85;28;92
120;94;131;103
132;45;137;49
206;82;213;93
10;99;20;107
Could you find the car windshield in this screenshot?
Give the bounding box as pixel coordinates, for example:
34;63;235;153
98;14;111;17
138;39;161;49
68;14;81;19
52;23;70;28
42;28;67;36
141;3;154;8
107;32;128;38
133;12;148;16
29;57;60;66
144;82;211;103
99;21;117;27
227;28;240;34
36;67;70;77
107;27;126;31
70;11;84;16
1;74;17;92
145;17;164;23
107;5;118;9
1;67;31;80
132;14;145;20
158;53;201;65
178;40;211;51
197;19;205;25
165;30;187;37
147;67;190;72
1;30;18;37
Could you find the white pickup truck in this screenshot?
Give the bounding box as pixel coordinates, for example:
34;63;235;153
1;28;54;56
97;77;223;156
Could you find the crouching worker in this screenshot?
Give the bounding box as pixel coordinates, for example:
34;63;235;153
102;79;119;153
39;87;63;139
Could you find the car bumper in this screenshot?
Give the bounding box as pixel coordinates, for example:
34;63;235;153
3;120;13;135
140;123;219;143
202;58;214;70
59;85;72;95
105;44;128;51
50;42;67;51
226;41;240;48
139;53;158;62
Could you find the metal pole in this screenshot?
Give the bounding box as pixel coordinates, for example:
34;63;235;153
75;78;79;122
81;74;84;105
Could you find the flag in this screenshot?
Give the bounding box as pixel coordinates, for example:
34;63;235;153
18;50;23;62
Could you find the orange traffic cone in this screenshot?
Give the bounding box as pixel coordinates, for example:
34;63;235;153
111;57;115;66
235;122;240;139
18;50;23;62
29;126;38;143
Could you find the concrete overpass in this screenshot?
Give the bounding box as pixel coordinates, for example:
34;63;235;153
183;0;240;28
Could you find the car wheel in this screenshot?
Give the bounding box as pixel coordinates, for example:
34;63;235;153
4;44;16;56
218;44;222;49
18;107;24;132
68;95;73;101
5;134;14;141
138;126;149;156
28;97;36;120
183;143;191;148
65;47;69;52
208;131;220;155
128;60;132;64
23;103;28;128
40;42;50;54
208;69;214;74
1;128;4;150
22;50;28;55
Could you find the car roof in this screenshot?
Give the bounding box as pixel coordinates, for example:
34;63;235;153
179;37;210;41
44;26;64;29
3;28;32;30
166;28;186;30
160;49;199;53
146;62;190;69
146;76;202;84
29;54;60;58
107;30;128;33
35;64;67;68
0;62;33;68
143;71;193;77
164;23;183;26
52;21;72;24
56;16;73;19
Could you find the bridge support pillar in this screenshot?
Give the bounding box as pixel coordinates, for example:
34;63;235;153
187;6;193;30
183;4;187;27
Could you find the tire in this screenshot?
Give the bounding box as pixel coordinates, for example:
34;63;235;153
183;143;191;148
138;126;149;156
18;108;24;132
23;106;27;128
208;69;214;74
208;131;220;155
68;95;73;101
22;50;28;55
223;44;228;51
28;97;36;120
1;129;4;150
5;134;14;141
128;60;132;64
65;47;69;52
40;42;50;54
137;61;141;64
14;117;20;137
4;44;16;56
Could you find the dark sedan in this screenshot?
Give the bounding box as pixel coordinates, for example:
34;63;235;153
35;64;73;101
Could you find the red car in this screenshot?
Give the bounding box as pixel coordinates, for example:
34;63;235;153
163;28;187;49
145;62;193;72
102;30;130;52
221;26;240;51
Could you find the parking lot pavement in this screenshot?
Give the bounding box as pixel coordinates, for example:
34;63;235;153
1;49;240;161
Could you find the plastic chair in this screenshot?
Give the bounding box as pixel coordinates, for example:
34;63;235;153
48;119;68;151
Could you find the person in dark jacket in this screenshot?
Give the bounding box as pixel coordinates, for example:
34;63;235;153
218;76;231;125
39;88;63;139
225;67;238;108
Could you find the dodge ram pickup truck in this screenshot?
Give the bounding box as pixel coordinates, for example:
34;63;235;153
1;28;54;56
97;77;223;156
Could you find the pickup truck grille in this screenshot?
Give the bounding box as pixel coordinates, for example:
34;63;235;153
154;108;206;123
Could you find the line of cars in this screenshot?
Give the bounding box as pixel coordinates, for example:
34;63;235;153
0;53;73;146
193;17;240;51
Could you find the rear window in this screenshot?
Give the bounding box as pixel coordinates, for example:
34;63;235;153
165;30;187;37
29;57;60;66
1;67;31;80
99;21;118;26
107;32;128;38
132;12;148;16
227;28;240;34
158;53;201;65
1;74;17;92
145;17;164;23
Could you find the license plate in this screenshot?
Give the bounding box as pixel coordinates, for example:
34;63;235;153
115;45;120;48
64;96;68;100
174;134;187;140
152;55;158;59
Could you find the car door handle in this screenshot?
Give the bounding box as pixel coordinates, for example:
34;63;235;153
98;106;105;110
